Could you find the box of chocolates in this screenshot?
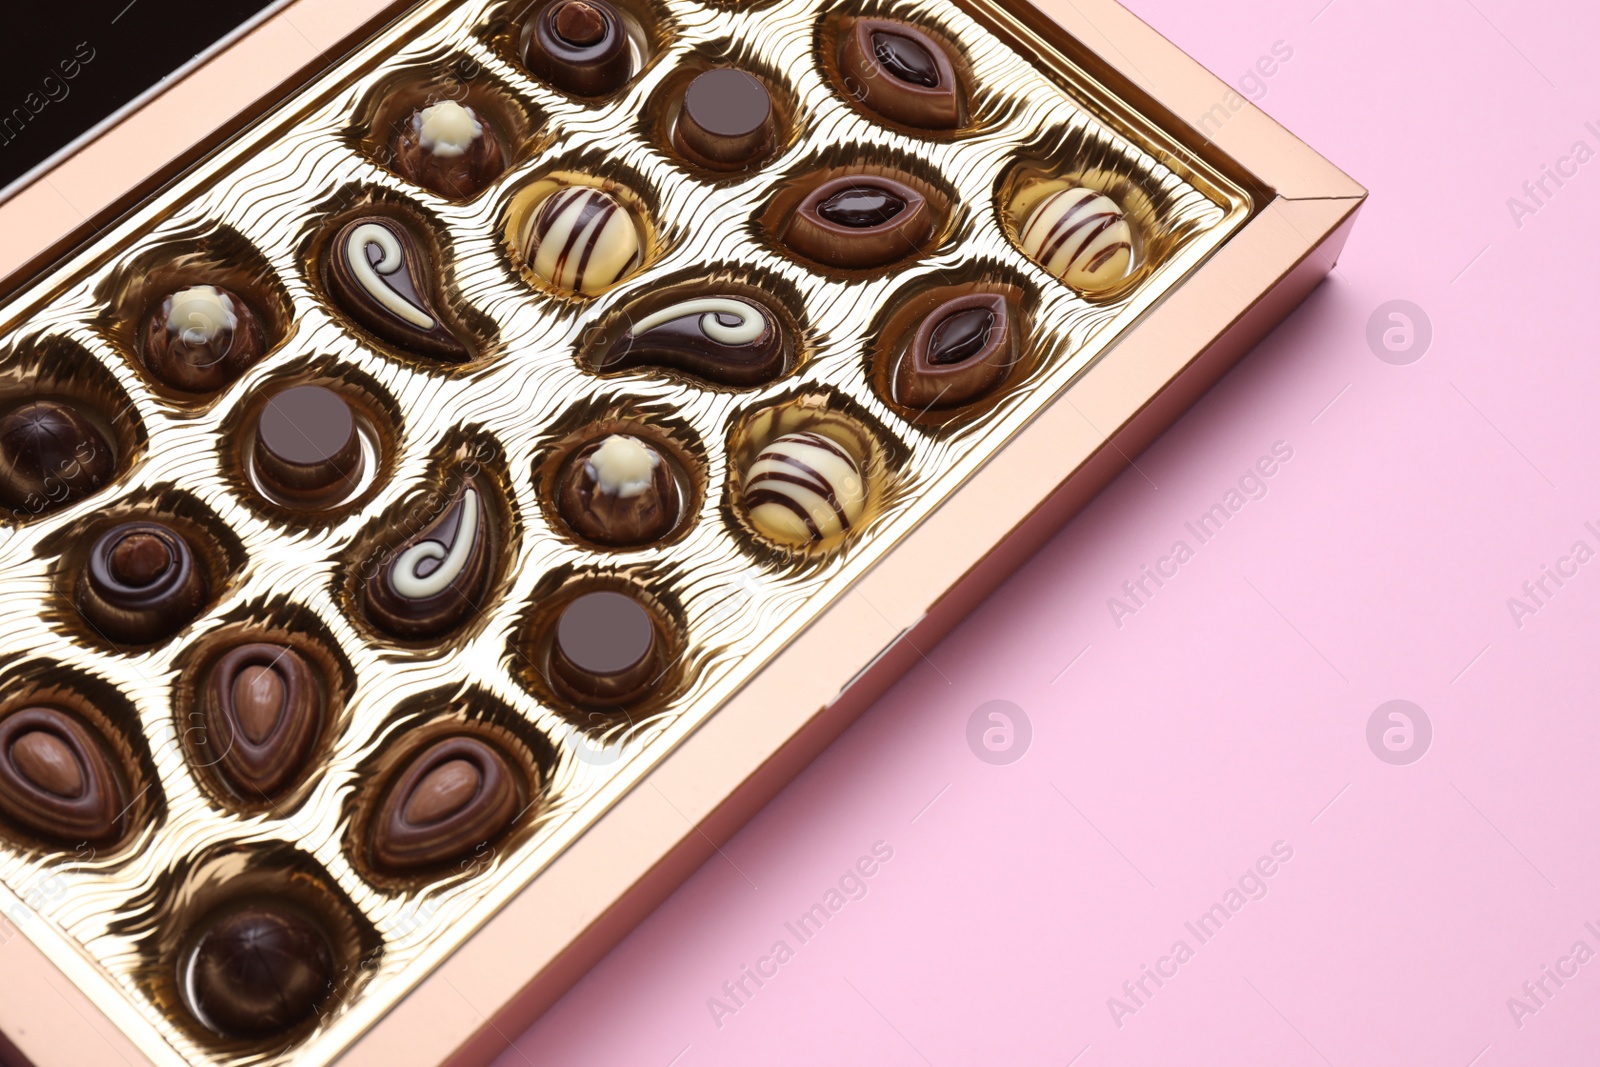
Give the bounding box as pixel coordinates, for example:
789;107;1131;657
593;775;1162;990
0;0;1362;1065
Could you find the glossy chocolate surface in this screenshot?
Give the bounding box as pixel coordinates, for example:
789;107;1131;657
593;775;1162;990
369;735;521;872
363;480;494;639
602;295;784;386
252;385;364;505
0;399;114;512
80;521;208;645
784;174;933;269
895;292;1017;409
185;902;335;1039
838;18;961;130
674;69;774;170
324;215;469;362
200;644;323;800
556;434;681;546
552;590;661;706
0;706;124;846
141;284;268;392
524;0;632;98
391;100;506;199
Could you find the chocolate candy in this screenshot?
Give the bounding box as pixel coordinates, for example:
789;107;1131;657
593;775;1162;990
185;902;334;1039
895;293;1017;409
838;18;960;130
0;399;114;512
552;590;663;706
601;296;783;386
252;385;364;506
1019;186;1135;292
744;430;867;545
79;522;208;645
784;175;932;270
674;69;775;170
391;100;506;200
522;186;641;295
324;215;470;362
200;645;322;799
523;0;631;98
141;284;267;392
0;706;124;846
369;735;520;872
363;481;493;639
557;434;680;546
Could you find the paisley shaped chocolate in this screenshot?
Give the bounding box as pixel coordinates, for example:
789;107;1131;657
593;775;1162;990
0;399;114;512
556;434;681;546
324;215;470;362
601;296;784;385
1019;186;1135;293
784;175;932;270
185;902;335;1039
200;644;323;799
838;18;961;130
363;480;494;639
369;735;522;872
521;185;642;295
895;293;1017;409
551;590;663;706
0;706;125;846
523;0;632;98
79;521;208;645
141;284;267;392
392;100;506;200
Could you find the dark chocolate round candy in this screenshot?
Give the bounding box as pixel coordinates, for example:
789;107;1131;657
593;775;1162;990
552;590;661;706
391;100;506;200
0;399;114;513
674;69;774;170
368;735;522;873
185;902;335;1039
837;18;961;130
201;644;323;800
524;0;631;98
80;521;207;645
0;706;124;846
784;174;933;270
141;284;268;392
252;385;364;505
894;292;1017;409
363;480;495;640
557;434;681;546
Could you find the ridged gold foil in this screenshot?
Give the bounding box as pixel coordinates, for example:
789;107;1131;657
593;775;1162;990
0;1;1252;1064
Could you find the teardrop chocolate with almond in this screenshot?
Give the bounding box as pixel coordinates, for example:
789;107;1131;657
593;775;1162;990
0;706;125;846
200;644;324;800
368;735;523;873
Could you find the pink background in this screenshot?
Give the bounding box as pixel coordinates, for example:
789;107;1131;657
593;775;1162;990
492;1;1600;1064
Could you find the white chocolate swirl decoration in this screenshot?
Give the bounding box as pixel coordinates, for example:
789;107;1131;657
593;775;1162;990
744;431;867;544
628;298;767;346
164;285;237;345
390;487;480;598
415;100;482;158
524;186;640;295
1019;187;1134;292
347;222;437;329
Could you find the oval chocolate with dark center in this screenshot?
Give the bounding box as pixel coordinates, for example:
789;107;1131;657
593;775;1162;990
11;731;84;798
872;31;939;87
893;291;1018;410
817;186;906;228
368;735;522;873
928;307;994;365
201;644;324;801
0;706;126;846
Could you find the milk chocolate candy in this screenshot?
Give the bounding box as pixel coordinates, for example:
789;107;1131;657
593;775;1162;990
0;399;114;512
79;521;208;645
601;296;784;386
141;284;267;392
521;185;641;295
784;175;932;270
895;293;1017;409
184;902;335;1039
363;481;494;639
838;18;961;130
324;215;470;362
369;735;521;872
556;434;680;546
743;430;867;545
201;644;323;799
551;590;662;706
674;69;775;170
0;706;124;847
391;100;506;199
523;0;632;98
1019;186;1135;292
251;385;365;505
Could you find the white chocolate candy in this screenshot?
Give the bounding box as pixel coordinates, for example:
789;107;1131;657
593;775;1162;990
1019;186;1134;292
587;435;660;499
744;431;867;545
165;285;237;345
416;101;482;159
523;186;640;295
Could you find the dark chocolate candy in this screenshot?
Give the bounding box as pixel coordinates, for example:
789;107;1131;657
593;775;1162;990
201;644;323;799
895;293;1017;409
369;735;521;872
523;0;631;98
252;385;364;505
0;399;114;513
838;18;961;130
784;174;932;270
551;590;661;706
324;215;469;362
185;902;334;1039
391;100;506;200
141;284;267;392
556;434;680;546
79;521;208;645
602;296;783;386
0;706;124;846
363;480;494;639
674;69;774;170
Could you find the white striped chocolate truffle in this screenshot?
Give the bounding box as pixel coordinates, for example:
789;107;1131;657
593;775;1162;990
1019;187;1134;293
522;186;641;295
743;431;867;545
